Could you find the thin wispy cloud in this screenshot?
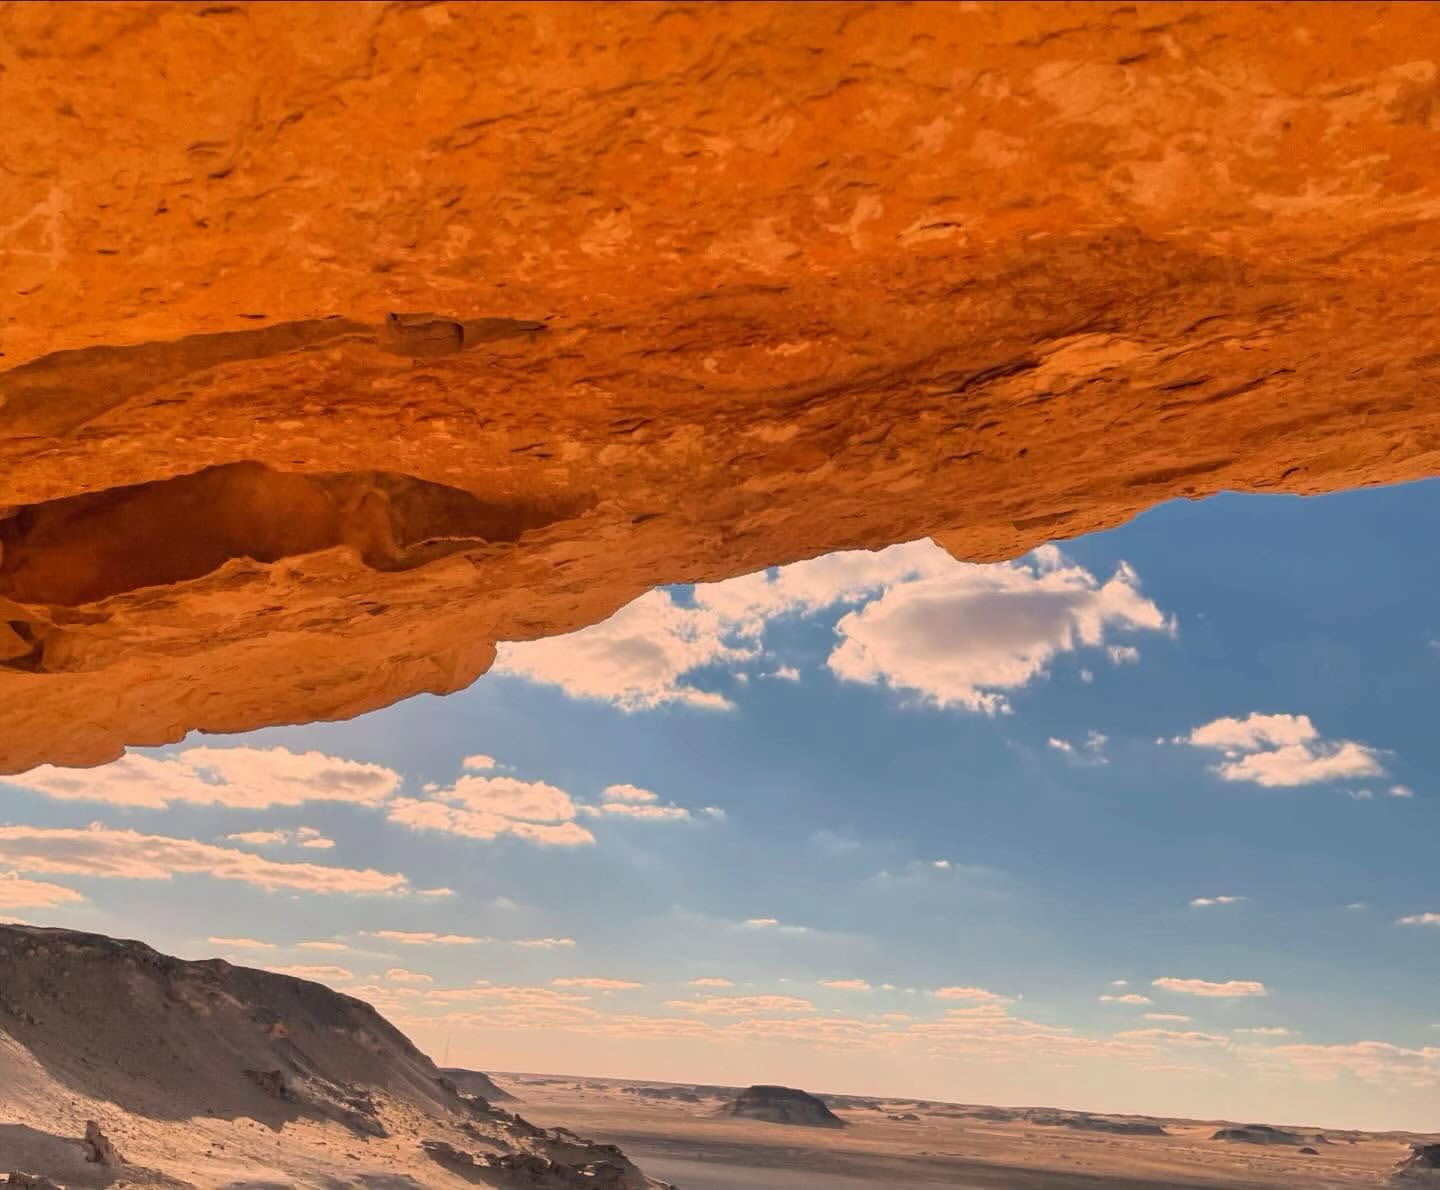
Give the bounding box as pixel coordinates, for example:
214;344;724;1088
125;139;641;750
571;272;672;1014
0;826;406;895
1153;977;1268;999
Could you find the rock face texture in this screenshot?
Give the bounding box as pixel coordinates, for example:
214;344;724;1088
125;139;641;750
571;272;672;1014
723;1085;845;1128
5;2;1440;770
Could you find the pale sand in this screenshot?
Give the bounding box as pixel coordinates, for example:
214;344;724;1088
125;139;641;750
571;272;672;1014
504;1073;1425;1189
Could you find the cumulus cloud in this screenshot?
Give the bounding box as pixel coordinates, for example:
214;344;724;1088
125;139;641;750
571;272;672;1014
463;755;497;771
385;968;434;984
934;986;1009;1003
8;746;399;809
368;930;487;946
1398;913;1440;927
577;783;691;822
820;978;872;991
386;774;596;848
1179;713;1384;788
209;936;274;949
828;546;1171;713
1153;977;1268;999
1101;993;1154;1005
552;977;643;990
495;541;1169;715
1190;895;1246;907
0;825;406;895
0;872;83;910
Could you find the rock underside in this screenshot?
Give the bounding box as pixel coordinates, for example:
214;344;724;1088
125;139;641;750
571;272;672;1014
4;2;1440;770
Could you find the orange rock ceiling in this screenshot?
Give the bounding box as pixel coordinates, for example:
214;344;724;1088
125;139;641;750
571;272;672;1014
3;1;1440;771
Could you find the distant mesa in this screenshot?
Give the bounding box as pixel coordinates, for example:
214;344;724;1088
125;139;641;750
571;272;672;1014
623;1085;703;1103
723;1085;845;1128
439;1067;516;1101
1029;1111;1168;1136
1212;1124;1310;1146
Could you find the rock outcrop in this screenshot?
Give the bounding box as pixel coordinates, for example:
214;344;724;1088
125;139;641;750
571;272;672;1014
6;2;1440;770
1212;1124;1310;1146
0;924;670;1189
723;1085;845;1128
440;1066;516;1101
1395;1144;1440;1182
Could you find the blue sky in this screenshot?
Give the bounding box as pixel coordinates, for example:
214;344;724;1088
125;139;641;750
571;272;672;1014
3;483;1439;1130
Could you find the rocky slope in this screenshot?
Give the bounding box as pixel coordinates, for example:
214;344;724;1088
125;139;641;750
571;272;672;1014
722;1085;845;1128
5;3;1440;770
0;925;669;1189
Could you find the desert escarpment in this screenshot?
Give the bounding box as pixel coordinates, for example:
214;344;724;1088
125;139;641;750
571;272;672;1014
5;2;1440;769
0;924;669;1188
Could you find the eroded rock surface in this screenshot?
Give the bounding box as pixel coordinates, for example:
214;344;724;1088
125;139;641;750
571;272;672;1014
4;2;1440;769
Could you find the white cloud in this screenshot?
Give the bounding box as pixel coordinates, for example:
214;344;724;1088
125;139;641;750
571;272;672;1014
1049;730;1108;765
771;665;801;682
1390;784;1416;799
700;806;727;821
1146;1013;1192;1023
1100;993;1154;1005
1153;977;1268;999
0;825;406;895
419;887;455;898
209;936;274;949
932;859;951;870
296;940;349;951
1347;788;1376;801
1180;713;1383;788
463;754;497;771
1111;979;1130;988
368;930;487;946
828;547;1171;713
745;917;780;927
225;826;335;851
820;978;872;991
8;746;399;810
1107;645;1140;665
688;977;734;988
514;937;576;949
1235;1026;1293;1036
1345;902;1369;911
553;977;643;990
0;872;83;910
577;782;692;822
934;986;1009;1003
495;541;1169;715
1398;913;1440;927
385;968;434;984
1190;895;1246;908
386;774;596;848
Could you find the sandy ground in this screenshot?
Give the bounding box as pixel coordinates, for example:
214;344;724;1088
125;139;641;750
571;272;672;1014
501;1072;1424;1189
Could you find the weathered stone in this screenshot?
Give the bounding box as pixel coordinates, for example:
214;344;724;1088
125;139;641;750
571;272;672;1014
4;2;1440;770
